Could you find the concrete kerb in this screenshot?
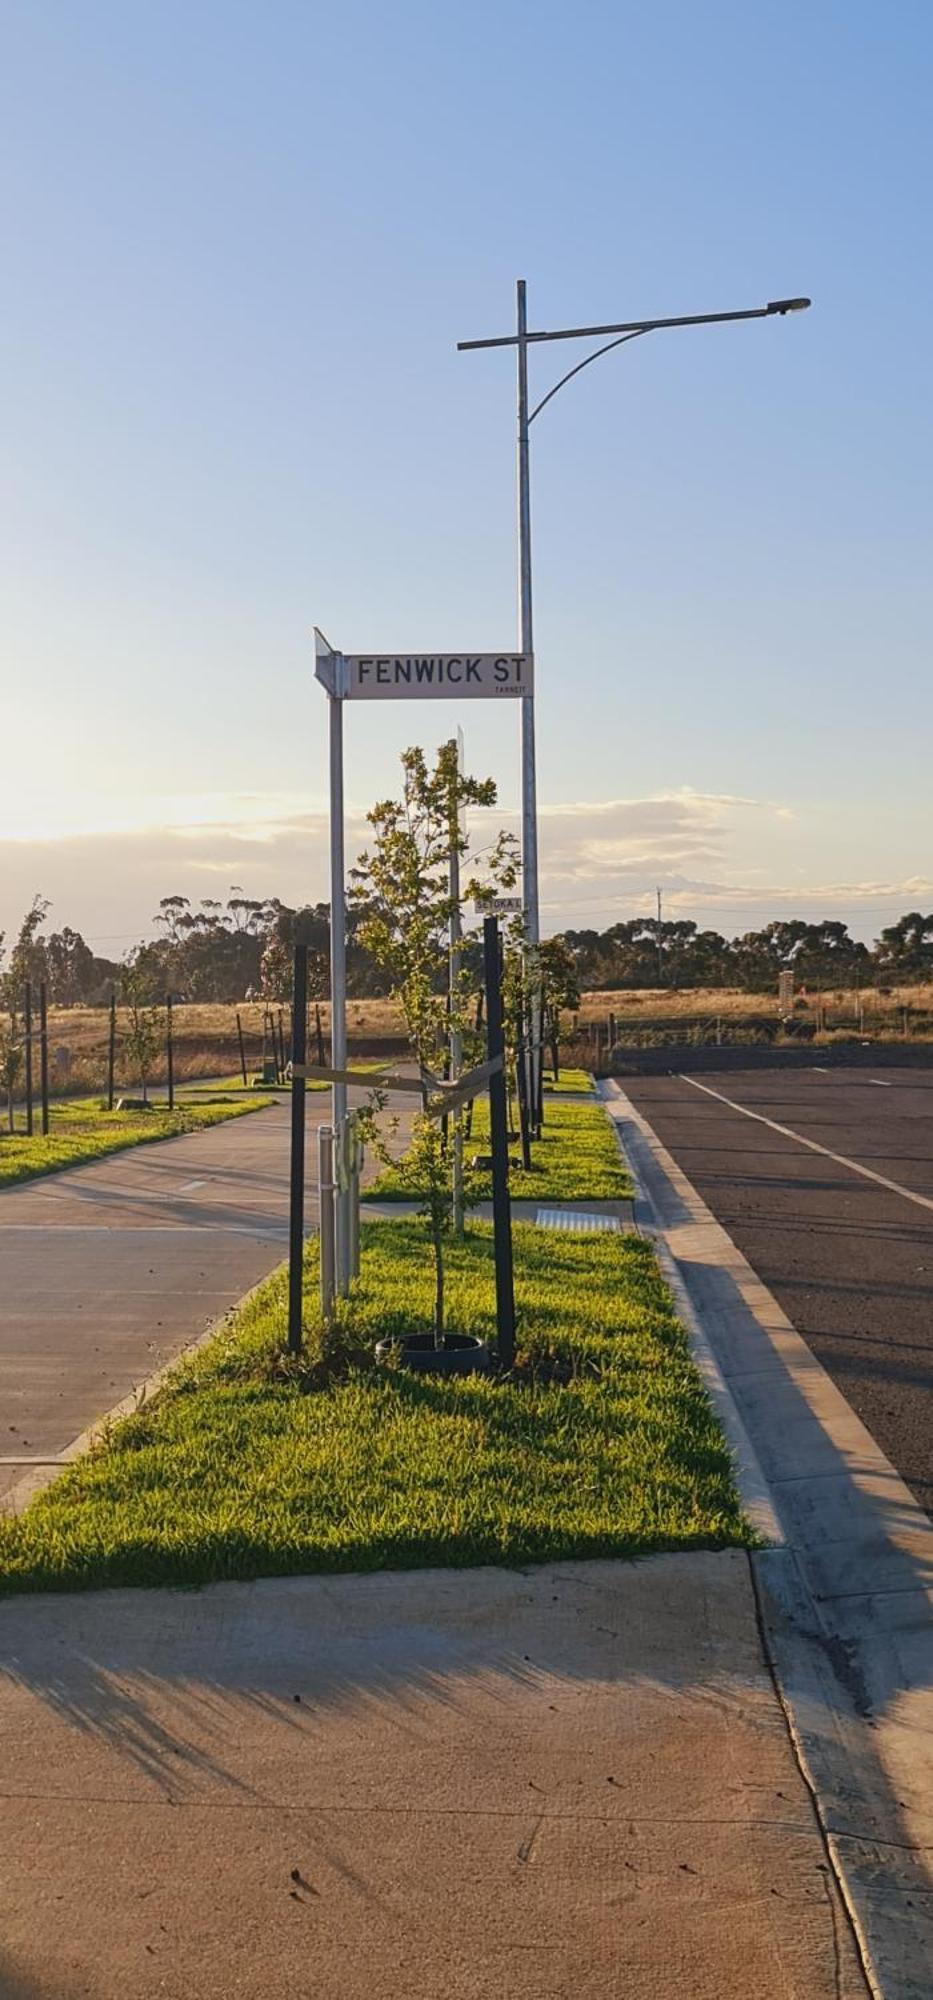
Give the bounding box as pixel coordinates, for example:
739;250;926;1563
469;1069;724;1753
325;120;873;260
595;1079;781;1543
642;1217;783;1546
597;1076;933;2000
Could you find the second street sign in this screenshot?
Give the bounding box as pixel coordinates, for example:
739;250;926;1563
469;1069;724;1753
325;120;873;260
344;652;532;700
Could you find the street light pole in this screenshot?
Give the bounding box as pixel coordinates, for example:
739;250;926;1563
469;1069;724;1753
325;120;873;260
459;288;810;976
516;280;539;963
516;279;544;1120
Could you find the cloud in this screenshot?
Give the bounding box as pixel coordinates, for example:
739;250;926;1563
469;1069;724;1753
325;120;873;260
0;787;928;952
537;789;778;887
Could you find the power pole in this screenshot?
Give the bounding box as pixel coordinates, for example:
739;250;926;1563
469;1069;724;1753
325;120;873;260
656;888;664;987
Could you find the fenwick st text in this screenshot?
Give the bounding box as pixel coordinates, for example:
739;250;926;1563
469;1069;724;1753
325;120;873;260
343;653;533;701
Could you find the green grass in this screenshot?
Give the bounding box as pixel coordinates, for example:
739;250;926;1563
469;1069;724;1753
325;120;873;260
367;1095;631;1203
0;1092;275;1190
543;1066;594;1094
0;1217;749;1595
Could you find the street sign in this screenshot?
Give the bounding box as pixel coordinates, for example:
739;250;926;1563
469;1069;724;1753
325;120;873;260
313;621;528;1298
343;653;532;700
473;895;523;916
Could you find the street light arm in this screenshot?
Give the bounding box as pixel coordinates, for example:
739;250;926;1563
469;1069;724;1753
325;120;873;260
458;298;810;353
527;328;648;426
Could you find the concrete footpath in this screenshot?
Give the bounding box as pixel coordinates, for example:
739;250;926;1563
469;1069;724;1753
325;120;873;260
0;1554;869;2000
0;1091;412;1507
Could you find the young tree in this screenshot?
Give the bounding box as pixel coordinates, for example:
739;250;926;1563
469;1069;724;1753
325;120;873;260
0;1022;23;1133
352;743;508;1346
0;896;50;1021
539;933;582;1063
121;957;162;1104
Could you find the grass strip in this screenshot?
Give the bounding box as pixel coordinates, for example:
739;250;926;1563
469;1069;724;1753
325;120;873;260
367;1094;631;1203
0;1093;275;1190
0;1217;749;1595
542;1067;594;1094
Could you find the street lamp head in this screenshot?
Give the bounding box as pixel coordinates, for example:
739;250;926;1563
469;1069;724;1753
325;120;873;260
766;297;811;314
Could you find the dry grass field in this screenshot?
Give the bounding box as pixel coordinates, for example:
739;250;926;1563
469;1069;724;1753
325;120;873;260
27;978;933;1102
576;981;933;1021
575;983;933;1049
35;999;410;1099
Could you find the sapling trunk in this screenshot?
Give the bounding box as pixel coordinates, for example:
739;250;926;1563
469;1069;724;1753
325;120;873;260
431;1188;445;1348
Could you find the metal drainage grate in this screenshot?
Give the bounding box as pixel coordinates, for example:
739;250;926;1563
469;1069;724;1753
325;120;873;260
535;1209;621;1234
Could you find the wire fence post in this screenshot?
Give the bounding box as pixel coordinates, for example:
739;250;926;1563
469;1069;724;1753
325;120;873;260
24;981;33;1137
277;1008;287;1083
287;943;309;1355
483;917;515;1371
39;982;49;1135
107;988;117;1110
166;994;174;1111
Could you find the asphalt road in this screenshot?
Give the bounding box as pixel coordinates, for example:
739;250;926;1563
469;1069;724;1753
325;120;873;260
0;1090;411;1500
623;1064;933;1517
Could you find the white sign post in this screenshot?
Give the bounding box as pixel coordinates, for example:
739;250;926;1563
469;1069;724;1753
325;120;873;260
314;632;351;1290
314;631;532;1296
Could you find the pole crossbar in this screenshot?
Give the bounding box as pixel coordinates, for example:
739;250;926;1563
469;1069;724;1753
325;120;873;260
289;1054;504;1109
290;1062;424;1092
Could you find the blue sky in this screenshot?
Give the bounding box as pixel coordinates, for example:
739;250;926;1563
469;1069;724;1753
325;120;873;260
3;0;931;949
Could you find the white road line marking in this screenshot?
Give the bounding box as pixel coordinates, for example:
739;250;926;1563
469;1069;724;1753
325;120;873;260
810;1066;829;1073
680;1074;933;1216
176;1179;207;1191
869;1079;892;1088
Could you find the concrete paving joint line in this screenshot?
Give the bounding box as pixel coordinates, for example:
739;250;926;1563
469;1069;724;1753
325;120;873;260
596;1077;933;2000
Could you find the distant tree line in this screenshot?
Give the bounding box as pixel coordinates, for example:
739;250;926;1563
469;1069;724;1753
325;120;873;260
1;893;932;1010
565;913;933;991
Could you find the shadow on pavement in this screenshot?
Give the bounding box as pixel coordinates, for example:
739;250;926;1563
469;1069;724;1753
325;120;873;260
0;1552;875;1998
